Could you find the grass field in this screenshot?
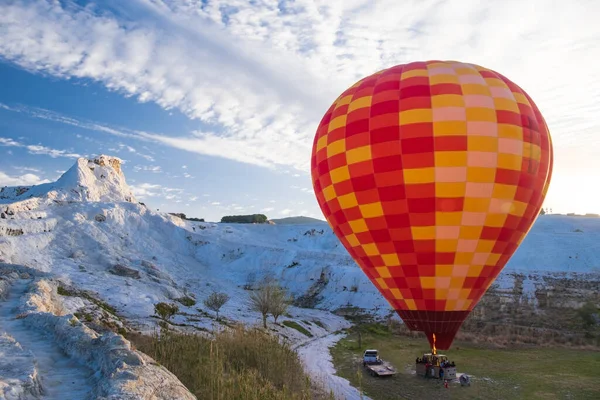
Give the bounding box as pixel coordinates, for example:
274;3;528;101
331;325;600;400
127;326;335;400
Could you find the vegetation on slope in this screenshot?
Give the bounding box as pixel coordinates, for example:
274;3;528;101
221;214;268;223
128;326;334;400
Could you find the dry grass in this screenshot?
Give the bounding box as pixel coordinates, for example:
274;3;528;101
387;319;599;350
128;326;334;400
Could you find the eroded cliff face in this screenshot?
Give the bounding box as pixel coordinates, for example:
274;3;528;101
92;155;123;176
460;271;600;345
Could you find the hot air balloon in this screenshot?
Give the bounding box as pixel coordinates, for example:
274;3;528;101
310;60;553;351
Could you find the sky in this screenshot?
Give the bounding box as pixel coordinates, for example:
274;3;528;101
0;0;599;222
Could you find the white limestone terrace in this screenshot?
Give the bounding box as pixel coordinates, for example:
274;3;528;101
0;154;598;400
0;265;196;400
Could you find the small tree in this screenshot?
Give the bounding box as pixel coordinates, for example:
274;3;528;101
154;302;179;322
270;286;291;324
203;291;230;320
249;281;273;329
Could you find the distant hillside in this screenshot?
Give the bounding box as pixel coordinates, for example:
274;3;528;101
270;216;327;225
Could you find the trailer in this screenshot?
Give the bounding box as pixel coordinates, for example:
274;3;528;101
362;349;397;377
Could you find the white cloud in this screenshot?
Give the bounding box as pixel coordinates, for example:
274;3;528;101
26;144;81;158
0;0;599;211
0;138;21;147
261;207;274;212
0;136;81;158
279;209;293;216
211;201;221;205
0;171;50;187
129;182;184;200
139;153;155;162
14;166;41;173
183;172;193;178
0;1;339;171
105;142;155;162
133;165;162;173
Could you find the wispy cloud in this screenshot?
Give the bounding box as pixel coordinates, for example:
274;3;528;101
0;136;81;159
130;182;184;200
133;165;162;173
0;171;50;187
14;166;42;173
0;1;340;171
129;182;161;198
111;143;155;162
0;0;599;213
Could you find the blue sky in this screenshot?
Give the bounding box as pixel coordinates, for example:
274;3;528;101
1;0;599;221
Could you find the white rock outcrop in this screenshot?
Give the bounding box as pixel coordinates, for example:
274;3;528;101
0;267;196;400
0;155;136;208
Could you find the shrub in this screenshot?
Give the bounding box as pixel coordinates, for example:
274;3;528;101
177;296;197;307
203;291;230;320
154;302;179;322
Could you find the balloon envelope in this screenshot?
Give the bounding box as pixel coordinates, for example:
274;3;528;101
310;60;553;350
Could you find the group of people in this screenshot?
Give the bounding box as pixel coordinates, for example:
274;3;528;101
415;357;455;368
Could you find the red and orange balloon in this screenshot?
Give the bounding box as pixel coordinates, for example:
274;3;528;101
311;60;553;350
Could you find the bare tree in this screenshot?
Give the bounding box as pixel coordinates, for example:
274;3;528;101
249;278;293;327
249;281;273;329
270;286;291;324
203;291;230;320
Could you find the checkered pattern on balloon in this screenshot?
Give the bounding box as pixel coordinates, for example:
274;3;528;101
311;61;553;350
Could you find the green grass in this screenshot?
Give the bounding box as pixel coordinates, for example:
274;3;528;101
282;321;313;337
331;325;600;400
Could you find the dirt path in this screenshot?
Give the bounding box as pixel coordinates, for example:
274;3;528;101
295;332;372;400
0;280;96;399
